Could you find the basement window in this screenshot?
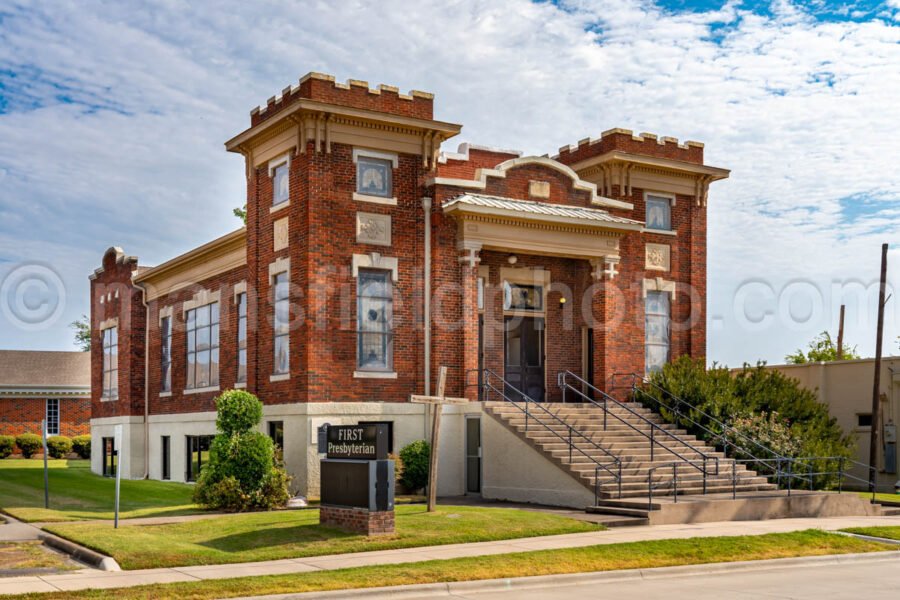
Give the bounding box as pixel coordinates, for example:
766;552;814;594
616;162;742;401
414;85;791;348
857;414;873;428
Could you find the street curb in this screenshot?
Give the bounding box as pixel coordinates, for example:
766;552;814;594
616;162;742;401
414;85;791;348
232;550;900;600
37;531;121;572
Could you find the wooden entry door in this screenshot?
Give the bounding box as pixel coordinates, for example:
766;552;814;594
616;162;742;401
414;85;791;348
504;316;545;401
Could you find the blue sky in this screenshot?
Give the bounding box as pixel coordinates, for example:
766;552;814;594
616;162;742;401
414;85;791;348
1;0;899;365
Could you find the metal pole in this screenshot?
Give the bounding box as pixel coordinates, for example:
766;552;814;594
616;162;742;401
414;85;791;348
41;419;49;509
836;304;845;360
869;243;888;494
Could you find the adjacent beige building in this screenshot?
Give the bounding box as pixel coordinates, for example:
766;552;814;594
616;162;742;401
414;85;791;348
767;357;900;493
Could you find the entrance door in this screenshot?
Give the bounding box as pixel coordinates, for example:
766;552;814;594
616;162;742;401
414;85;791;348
504;316;545;401
465;417;482;494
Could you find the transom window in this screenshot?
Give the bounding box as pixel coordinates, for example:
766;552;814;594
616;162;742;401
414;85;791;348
357;269;393;371
645;291;670;374
237;293;247;383
102;327;118;399
186;302;219;389
273;273;290;375
503;282;543;311
645;195;672;231
45;399;59;436
273;162;289;205
160;315;172;393
356;156;393;198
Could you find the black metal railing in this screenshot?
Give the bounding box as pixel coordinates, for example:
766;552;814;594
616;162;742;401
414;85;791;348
558;371;720;480
476;369;623;502
611;372;877;503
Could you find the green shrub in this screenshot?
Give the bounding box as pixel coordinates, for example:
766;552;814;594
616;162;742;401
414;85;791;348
215;389;263;435
46;435;73;459
398;440;430;492
15;433;42;458
643;357;853;488
72;435;92;459
0;435;14;459
193;389;291;511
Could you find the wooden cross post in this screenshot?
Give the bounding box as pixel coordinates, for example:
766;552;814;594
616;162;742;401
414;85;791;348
410;366;468;512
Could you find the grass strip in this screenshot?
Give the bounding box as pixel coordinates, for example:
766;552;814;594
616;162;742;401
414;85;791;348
6;530;895;600
842;526;900;541
45;505;599;569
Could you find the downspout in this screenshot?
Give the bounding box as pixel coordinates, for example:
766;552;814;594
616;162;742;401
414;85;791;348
422;197;432;396
134;281;150;479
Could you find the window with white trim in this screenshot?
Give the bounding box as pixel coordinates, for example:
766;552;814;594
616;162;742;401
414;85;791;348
160;316;172;392
45;399;59;436
237;292;248;383
645;195;672;231
357;269;393;371
645;291;670;373
273;162;289;206
186;302;219;389
273;273;290;375
102;327;118;399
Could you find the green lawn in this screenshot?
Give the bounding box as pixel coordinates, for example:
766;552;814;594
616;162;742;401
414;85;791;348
857;491;900;505
842;526;900;541
5;530;894;600
47;504;599;570
0;459;200;522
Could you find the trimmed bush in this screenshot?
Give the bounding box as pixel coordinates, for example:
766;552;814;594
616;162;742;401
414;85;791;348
643;357;853;487
398;440;430;492
16;433;42;458
194;389;291;511
0;435;14;459
46;435;73;459
72;435;92;459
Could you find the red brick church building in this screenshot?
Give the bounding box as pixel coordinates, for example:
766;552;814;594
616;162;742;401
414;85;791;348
89;72;727;503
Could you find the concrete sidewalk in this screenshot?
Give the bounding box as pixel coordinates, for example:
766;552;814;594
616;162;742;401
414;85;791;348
2;515;899;595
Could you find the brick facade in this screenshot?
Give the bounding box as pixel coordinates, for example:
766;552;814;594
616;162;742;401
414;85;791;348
89;72;725;485
0;397;90;437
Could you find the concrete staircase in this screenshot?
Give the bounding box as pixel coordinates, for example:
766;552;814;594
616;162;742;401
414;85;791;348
483;401;777;514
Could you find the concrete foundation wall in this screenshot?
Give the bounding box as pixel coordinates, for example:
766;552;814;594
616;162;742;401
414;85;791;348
481;412;594;509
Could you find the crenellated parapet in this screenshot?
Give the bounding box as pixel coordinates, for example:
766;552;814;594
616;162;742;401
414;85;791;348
554;128;705;166
249;72;435;127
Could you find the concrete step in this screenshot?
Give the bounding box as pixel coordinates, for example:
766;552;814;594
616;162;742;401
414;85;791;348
598;483;779;499
586;505;651;519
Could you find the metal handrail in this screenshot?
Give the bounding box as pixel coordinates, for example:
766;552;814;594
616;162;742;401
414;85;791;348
612;372;807;481
646;458;717;510
478;369;623;501
558;371;720;478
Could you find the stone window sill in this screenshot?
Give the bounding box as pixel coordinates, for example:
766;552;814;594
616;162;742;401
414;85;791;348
100;396;118;402
183;385;220;395
353;192;397;206
270;373;290;382
270;200;290;214
234;381;247;389
159;391;172;398
353;371;398;379
642;228;677;237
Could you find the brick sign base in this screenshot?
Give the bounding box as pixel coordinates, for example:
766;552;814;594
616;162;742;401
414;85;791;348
320;505;395;536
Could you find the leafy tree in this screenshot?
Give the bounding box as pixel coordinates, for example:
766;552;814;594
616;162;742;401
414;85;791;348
785;331;860;364
70;314;91;351
643;357;853;488
194;390;291;511
233;205;247;224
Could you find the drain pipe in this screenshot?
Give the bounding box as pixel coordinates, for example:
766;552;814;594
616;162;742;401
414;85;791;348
135;280;150;479
422;197;432;396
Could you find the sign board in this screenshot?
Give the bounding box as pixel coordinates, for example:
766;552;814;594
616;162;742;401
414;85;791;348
326;424;389;460
320;459;394;511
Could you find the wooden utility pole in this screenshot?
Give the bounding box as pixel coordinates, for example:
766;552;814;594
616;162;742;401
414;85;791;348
410;366;467;512
869;243;888;492
836;304;845;360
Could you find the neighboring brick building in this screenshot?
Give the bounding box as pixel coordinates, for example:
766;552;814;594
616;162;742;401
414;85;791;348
0;350;90;438
89;72;728;497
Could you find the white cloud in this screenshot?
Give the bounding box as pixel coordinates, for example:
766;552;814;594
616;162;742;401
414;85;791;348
0;0;898;362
